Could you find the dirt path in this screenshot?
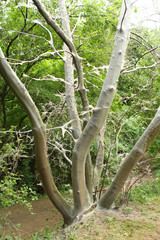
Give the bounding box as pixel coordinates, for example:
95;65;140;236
1;196;160;240
61;199;160;240
0;175;159;240
0;197;62;239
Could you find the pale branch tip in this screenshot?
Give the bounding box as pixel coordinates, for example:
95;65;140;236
120;0;127;31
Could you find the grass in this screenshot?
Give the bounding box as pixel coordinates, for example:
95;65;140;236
1;171;160;240
129;177;160;204
61;199;159;240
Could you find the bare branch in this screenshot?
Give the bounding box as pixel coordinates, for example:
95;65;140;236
2;28;53;49
71;12;82;35
120;0;127;31
3;51;63;65
131;31;160;59
48;141;72;165
32;0;77;54
0;47;73;223
121;62;160;74
23;74;71;85
6;0;29;58
98;106;160;209
32;0;90;123
32;19;64;60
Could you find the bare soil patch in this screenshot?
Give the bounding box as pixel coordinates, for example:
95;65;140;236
0;197;62;239
59;198;160;240
0;175;159;240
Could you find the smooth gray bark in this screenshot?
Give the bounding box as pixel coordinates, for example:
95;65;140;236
0;47;74;225
93;122;106;189
71;0;132;214
58;0;93;204
32;0;89;118
58;0;81;140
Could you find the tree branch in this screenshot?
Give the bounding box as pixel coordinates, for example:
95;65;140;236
98;106;160;209
32;0;90;124
0;47;74;225
121;62;160;74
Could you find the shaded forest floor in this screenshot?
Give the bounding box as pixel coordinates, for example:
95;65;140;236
63;198;160;240
0;174;160;240
0;196;160;240
0;197;62;239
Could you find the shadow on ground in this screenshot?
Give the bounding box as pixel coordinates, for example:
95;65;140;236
0;197;62;239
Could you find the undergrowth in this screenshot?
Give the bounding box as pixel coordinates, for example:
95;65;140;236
129;170;160;204
0;170;160;240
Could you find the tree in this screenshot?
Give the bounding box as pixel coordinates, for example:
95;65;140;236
0;0;160;226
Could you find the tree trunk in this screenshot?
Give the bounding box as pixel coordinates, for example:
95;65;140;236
58;0;94;212
0;47;74;225
93;121;106;189
71;0;132;214
58;0;82;140
98;106;160;209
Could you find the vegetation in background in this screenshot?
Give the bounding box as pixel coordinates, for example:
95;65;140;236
0;0;160;235
0;175;160;239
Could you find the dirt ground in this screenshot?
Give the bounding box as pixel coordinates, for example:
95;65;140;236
0;197;62;239
67;200;160;240
0;174;160;240
0;196;160;240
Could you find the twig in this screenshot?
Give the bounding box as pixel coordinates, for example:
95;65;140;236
120;0;127;31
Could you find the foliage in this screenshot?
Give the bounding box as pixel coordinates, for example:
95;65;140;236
0;128;37;208
0;237;23;240
129;170;160;204
0;173;37;209
0;175;160;239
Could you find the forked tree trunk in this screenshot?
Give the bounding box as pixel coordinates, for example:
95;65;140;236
58;0;94;204
71;0;132;214
1;0;160;227
32;0;133;216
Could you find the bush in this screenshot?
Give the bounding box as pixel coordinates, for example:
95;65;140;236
129;170;160;204
0;172;38;209
0;128;38;209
